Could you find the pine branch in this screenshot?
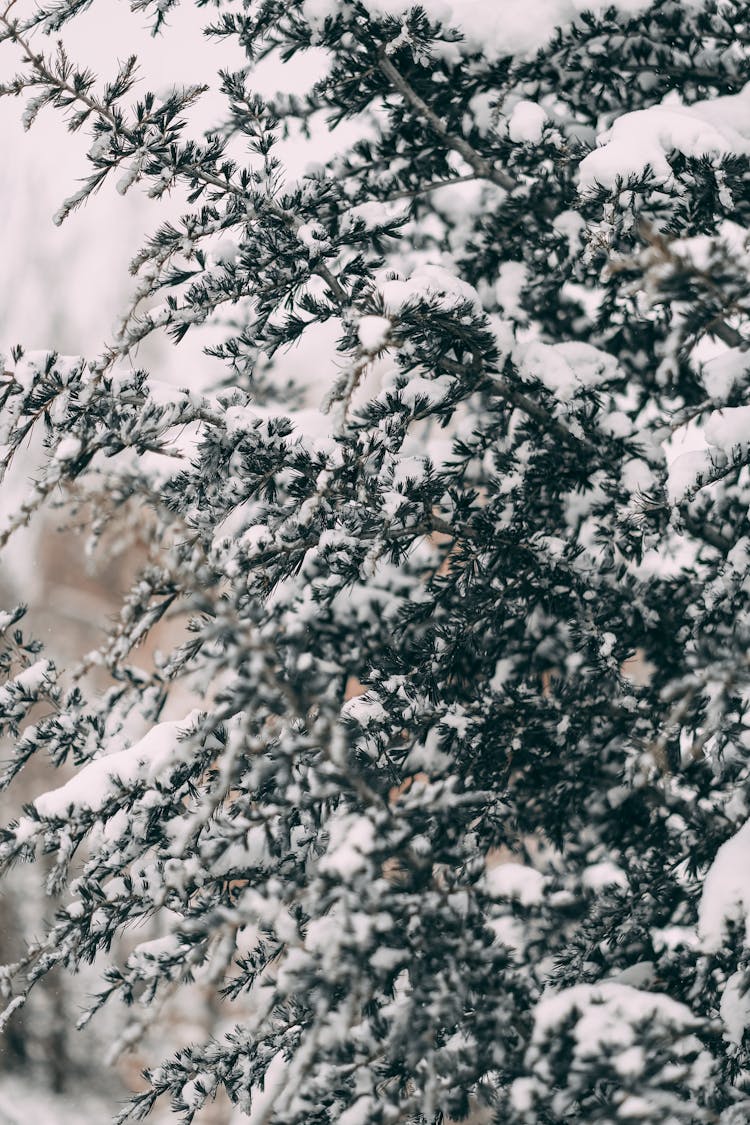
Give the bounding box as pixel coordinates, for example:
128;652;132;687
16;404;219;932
377;49;515;192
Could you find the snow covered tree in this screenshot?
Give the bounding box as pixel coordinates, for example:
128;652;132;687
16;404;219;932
1;0;750;1121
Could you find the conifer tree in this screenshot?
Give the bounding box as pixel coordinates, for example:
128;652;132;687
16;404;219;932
1;1;750;1121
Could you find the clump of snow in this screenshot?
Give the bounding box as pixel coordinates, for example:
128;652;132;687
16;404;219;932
666;449;713;504
509;1077;536;1113
403;725;452;774
704;405;750;456
34;711;202;818
529;982;703;1078
580;84;750;191
516;339;619;402
0;659;54;710
667;405;750;503
341;694;388;726
127;934;184;968
297;220;329;250
320;812;376;878
532;981;698;1037
212;238;238;266
222;402;336;458
698;819;750;953
583;861;629;891
208;829;272;877
13;815;38;846
720;971;750;1046
494;261;527;319
240;524;273;557
393;373;455;408
702;348;750;401
552;209;586;253
486;862;545;906
11;351;49;392
357;314;391;352
390;454;428;487
620;457;657;497
508;100;547;144
54;436;82;462
598;411;631;439
0;610;16;632
650;926;700;953
467;90;496;135
377;263;481;315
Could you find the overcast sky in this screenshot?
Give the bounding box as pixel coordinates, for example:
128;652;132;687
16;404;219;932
0;2;334;375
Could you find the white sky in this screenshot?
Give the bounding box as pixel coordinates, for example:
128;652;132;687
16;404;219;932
0;1;339;594
0;1;334;374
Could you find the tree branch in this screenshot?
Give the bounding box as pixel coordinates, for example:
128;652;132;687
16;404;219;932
377;50;515;193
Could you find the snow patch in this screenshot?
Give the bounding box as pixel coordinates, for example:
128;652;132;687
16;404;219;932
704;405;750;457
378;263;481;315
486;862;545;906
0;660;54;710
508;100;547;144
582;861;629;891
720;971;750;1046
320;813;376;878
357;314;391;352
666;449;713;504
494;261;527;319
34;711;202;818
531;981;700;1055
517;339;619;402
698;819;750;952
341;694;387;726
580;84;750;191
54;436;82;462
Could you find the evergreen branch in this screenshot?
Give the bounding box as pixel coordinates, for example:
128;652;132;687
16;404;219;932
437;354;599;457
377;49;516;192
1;4;748;1120
680;511;730;554
705;316;747;351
